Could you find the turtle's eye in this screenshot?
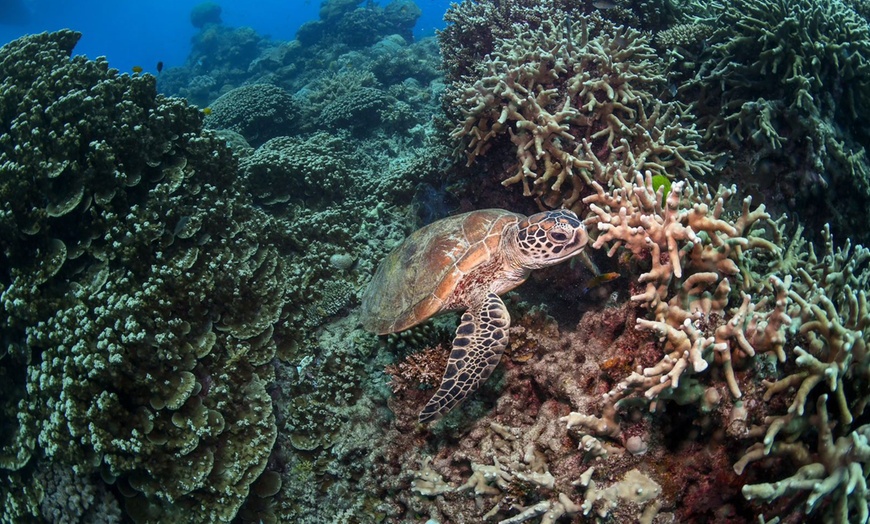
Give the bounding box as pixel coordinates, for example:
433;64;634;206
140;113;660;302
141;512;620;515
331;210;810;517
548;230;569;243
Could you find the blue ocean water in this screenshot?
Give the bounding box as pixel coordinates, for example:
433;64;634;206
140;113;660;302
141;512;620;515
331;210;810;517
0;0;451;74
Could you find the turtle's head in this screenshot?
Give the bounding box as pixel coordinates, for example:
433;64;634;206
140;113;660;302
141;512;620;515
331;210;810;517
510;209;587;269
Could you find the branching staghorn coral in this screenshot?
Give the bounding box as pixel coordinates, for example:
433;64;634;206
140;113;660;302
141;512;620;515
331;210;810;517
696;0;870;137
688;0;870;244
448;15;709;209
741;396;870;524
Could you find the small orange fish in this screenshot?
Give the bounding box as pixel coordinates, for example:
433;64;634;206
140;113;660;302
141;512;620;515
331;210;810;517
131;65;143;74
202;107;212;115
583;272;620;293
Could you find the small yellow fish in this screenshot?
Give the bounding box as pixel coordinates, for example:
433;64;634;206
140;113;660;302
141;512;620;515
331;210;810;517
583;272;620;293
202;107;212;115
131;65;143;74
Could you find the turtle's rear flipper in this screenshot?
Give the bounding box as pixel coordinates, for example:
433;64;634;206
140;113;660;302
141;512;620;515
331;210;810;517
419;292;510;423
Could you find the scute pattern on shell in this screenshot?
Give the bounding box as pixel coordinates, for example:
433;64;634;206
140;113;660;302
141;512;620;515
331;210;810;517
361;209;524;334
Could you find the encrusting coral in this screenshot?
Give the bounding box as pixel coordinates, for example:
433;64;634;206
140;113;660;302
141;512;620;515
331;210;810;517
0;30;283;522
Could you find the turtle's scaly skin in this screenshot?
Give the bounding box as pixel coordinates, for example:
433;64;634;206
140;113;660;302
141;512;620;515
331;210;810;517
362;208;587;422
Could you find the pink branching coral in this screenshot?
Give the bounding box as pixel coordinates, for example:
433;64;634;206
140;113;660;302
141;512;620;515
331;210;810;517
574;172;870;522
582;170;784;404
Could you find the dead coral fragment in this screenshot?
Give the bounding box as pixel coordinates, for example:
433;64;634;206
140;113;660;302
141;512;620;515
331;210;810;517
579;467;662;522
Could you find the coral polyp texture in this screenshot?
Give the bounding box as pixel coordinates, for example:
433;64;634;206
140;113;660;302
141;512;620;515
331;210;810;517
0;30;283;522
203;83;299;147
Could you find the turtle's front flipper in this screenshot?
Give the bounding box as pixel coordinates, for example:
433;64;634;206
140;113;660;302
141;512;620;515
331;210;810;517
419;292;510;423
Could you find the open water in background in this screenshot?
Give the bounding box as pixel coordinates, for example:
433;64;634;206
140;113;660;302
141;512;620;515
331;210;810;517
0;0;451;74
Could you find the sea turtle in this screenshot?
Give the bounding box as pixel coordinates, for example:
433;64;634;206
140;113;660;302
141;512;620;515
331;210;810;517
361;208;588;423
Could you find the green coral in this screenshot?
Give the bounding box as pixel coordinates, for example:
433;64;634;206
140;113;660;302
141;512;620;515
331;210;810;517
700;0;870;123
0;30;283;522
239;133;352;206
734;225;870;524
321;86;392;131
204;83;299;147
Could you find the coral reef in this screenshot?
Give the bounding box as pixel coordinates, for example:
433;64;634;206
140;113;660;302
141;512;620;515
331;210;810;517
298;0;422;49
5;0;870;523
385;344;451;394
439;0;680;86
734;226;870;522
570;171;870;523
35;464;122;524
584;170;784;401
0;30;282;522
358;166;869;523
2;7;449;524
190;1;222;29
158;25;269;107
239;133;352;206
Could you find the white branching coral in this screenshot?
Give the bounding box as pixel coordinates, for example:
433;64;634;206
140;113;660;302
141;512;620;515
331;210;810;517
583;170;784;404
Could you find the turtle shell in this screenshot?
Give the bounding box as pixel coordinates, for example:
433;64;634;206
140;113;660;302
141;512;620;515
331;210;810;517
361;209;524;334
